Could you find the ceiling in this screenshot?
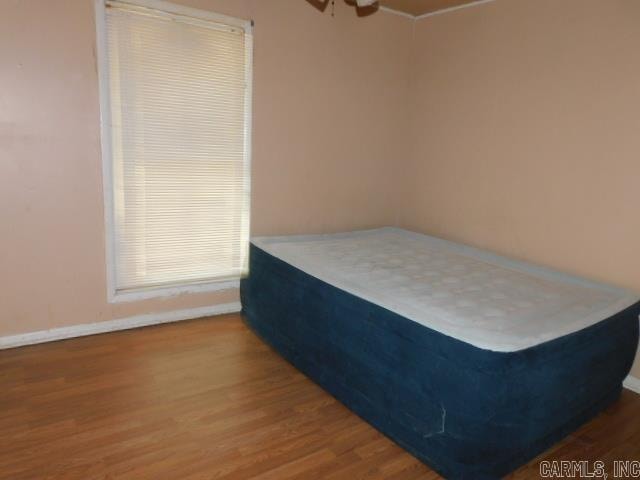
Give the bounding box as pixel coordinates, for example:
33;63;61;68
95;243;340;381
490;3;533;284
379;0;482;16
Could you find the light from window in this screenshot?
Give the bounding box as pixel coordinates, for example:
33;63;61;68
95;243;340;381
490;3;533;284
97;0;252;296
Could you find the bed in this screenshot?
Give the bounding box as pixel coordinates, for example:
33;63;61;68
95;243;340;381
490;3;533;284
239;228;640;479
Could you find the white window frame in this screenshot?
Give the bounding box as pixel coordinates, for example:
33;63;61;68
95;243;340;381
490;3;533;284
94;0;253;303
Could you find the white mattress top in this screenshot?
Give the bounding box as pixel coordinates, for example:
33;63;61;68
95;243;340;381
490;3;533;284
252;228;639;352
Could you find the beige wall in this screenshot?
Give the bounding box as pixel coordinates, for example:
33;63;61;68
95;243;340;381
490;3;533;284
2;0;638;377
401;0;640;376
0;0;412;336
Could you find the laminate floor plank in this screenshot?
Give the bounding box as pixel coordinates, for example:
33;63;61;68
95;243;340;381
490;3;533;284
1;314;638;479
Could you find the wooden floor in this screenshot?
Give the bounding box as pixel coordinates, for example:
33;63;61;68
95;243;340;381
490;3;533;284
1;314;639;480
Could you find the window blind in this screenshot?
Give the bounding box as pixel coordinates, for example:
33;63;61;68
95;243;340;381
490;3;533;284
101;0;251;293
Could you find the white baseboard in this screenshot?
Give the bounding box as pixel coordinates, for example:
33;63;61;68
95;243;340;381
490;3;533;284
0;302;242;350
623;375;640;395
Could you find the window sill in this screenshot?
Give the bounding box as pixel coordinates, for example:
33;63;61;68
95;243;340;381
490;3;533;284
109;279;240;304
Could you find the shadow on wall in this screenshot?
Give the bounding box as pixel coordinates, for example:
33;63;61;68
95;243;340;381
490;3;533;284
305;0;330;12
304;0;379;17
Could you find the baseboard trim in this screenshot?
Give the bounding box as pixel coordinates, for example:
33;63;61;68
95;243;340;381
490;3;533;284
0;302;242;350
623;375;640;395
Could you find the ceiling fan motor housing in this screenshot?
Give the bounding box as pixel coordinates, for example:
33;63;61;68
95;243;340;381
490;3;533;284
356;0;378;6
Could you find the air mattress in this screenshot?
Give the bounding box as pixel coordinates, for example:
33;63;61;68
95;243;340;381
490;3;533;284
240;228;639;479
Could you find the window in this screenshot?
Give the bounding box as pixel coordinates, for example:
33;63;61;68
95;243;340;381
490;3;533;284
95;0;252;301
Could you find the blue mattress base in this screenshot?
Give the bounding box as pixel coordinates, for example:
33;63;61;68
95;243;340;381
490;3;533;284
240;244;640;479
